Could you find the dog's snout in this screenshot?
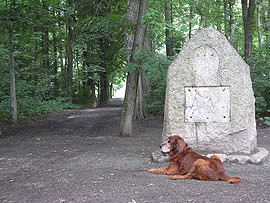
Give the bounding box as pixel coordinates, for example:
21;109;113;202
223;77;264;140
159;144;162;149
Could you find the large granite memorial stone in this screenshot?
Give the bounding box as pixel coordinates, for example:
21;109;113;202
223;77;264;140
153;28;268;164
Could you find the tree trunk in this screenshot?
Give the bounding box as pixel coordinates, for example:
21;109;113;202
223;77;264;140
89;71;97;108
120;0;140;137
67;0;74;103
262;0;270;40
241;0;256;63
189;6;193;40
135;23;152;119
83;49;97;107
224;0;229;39
135;71;145;119
33;27;38;84
44;27;49;69
165;0;173;57
229;0;235;43
99;38;109;107
53;31;58;95
59;29;65;89
258;1;262;48
76;52;80;97
9;27;17;123
133;0;148;113
99;71;109;107
43;1;49;70
142;23;152;93
120;0;148;137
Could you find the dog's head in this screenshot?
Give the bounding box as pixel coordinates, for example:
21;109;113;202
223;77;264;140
160;136;188;154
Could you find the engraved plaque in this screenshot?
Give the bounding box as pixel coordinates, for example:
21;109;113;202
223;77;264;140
185;87;230;122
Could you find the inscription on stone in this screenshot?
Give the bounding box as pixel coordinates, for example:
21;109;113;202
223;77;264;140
185;87;230;122
194;46;219;86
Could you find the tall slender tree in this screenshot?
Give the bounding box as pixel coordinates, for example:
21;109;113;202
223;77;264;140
241;0;256;63
262;0;270;40
67;0;74;102
8;0;17;124
9;25;17;123
165;0;173;57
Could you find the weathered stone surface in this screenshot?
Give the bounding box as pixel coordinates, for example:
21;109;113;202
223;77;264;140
160;28;268;163
151;150;169;163
152;148;269;164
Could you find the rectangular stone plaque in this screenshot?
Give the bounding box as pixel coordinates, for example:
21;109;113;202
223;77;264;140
185;86;230;122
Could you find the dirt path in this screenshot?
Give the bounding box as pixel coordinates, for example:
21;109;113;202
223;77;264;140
0;102;270;203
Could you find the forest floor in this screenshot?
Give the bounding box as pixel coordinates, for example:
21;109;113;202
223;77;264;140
0;99;270;203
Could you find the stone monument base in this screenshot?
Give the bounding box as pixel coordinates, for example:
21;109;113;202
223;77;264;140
151;148;269;164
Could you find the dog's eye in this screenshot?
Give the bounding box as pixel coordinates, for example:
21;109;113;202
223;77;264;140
168;140;170;144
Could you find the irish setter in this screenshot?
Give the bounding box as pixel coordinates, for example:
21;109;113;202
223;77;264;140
148;135;241;184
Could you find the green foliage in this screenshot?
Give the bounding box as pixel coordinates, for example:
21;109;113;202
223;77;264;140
127;50;172;115
0;96;79;122
250;39;270;119
259;117;270;127
0;0;269;124
144;53;171;116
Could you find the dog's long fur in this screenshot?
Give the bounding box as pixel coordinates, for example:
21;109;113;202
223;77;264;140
148;136;241;184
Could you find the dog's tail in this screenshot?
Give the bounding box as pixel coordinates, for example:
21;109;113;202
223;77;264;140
210;155;241;184
219;173;242;184
226;177;242;184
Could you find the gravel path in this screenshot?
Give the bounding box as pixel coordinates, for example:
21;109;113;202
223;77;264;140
0;105;269;203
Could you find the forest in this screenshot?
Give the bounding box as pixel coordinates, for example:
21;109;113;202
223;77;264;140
0;0;269;135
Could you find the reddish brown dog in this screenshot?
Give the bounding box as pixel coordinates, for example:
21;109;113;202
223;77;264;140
148;136;241;184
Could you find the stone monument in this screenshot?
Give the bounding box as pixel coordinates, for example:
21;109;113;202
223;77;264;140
152;28;268;164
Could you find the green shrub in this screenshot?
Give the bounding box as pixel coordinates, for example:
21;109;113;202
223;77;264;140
140;51;172;116
250;39;270;120
0;96;80;122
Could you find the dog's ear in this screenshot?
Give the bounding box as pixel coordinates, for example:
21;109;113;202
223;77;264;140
176;137;187;153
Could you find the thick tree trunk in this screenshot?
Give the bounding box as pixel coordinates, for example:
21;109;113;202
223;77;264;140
241;0;256;63
120;0;148;136
120;0;140;137
9;28;17;123
133;0;148;117
67;0;74;102
165;0;173;57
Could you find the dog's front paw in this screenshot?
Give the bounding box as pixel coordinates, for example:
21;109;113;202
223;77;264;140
170;175;178;180
148;168;167;174
148;168;156;173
